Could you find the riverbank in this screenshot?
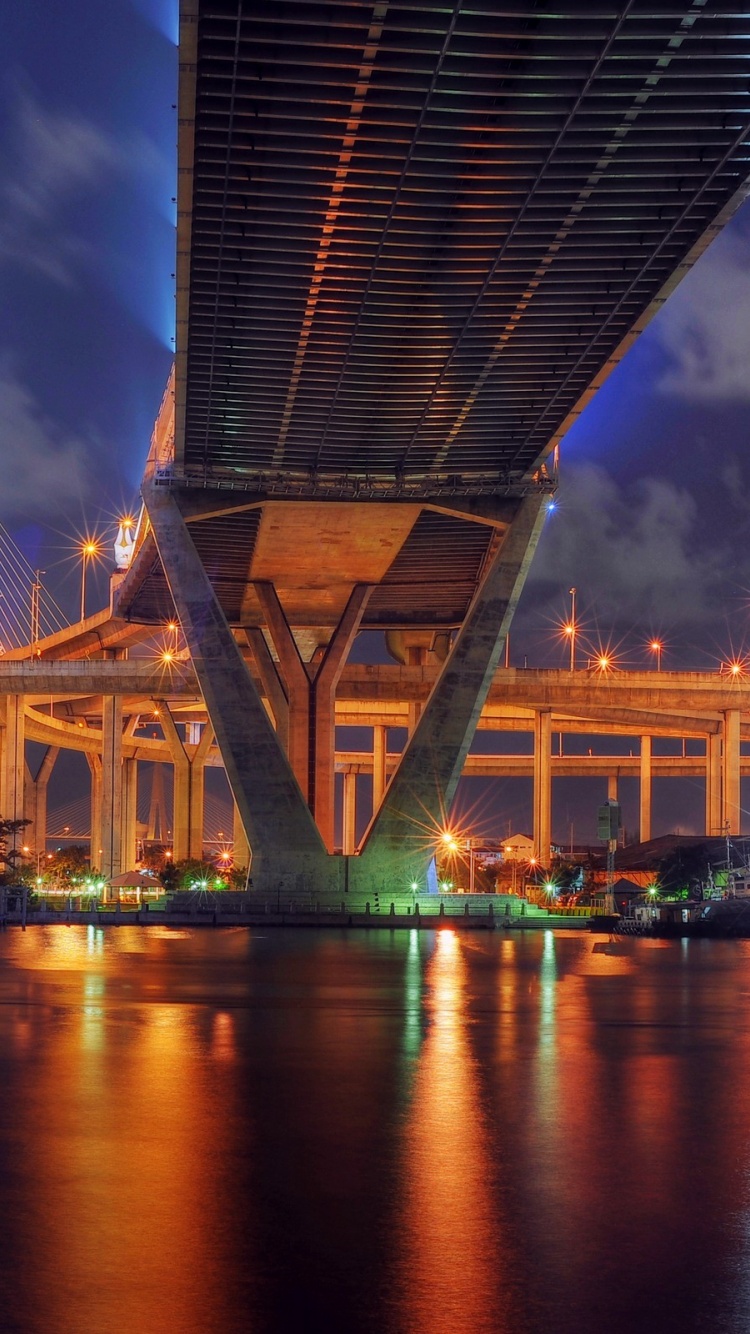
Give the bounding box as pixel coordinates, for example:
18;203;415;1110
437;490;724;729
0;902;594;931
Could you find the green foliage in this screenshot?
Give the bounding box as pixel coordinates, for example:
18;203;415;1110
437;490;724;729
0;818;32;883
46;845;91;883
169;859;228;891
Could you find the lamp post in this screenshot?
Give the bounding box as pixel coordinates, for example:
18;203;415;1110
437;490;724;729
650;639;663;671
79;539;100;621
564;586;577;669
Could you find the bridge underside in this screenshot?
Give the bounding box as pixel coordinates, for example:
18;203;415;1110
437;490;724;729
118;0;750;891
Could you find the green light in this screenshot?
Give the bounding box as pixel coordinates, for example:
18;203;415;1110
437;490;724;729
410;880;419;891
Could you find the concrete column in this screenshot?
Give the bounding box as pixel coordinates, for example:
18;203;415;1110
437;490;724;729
255;582;311;798
87;754;102;870
233;800;251;870
311;585;372;851
357;492;546;889
639;736;652;844
706;731;722;836
244;626;289;747
145;480;327;897
101;695;123;880
187;723;214;860
1;695;26;831
158;705;191;861
24;746;59;861
121;758;138;871
723;709;742;835
533;710;552;865
607;774;618;803
342;772;357;855
372;725;387;812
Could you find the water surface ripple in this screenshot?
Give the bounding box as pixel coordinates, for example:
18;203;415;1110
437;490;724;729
0;926;747;1334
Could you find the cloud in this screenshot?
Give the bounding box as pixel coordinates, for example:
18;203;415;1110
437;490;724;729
0;86;118;285
526;463;728;630
654;217;750;402
0;366;92;518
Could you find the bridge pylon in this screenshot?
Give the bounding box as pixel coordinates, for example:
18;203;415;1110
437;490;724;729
144;481;545;896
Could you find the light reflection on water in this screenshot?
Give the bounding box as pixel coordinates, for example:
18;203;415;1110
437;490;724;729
0;927;750;1333
389;929;517;1334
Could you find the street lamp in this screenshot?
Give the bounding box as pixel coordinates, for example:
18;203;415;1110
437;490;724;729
650;639;663;671
564;587;577;670
79;538;101;621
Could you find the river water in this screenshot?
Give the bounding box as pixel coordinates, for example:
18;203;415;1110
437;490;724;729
1;925;749;1333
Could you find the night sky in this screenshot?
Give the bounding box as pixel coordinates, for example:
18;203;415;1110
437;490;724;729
3;1;750;843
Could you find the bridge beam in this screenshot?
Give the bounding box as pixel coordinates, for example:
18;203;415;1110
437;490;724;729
353;493;546;890
143;483;335;893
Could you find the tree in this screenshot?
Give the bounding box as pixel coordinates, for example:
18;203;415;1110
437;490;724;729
45;844;91;886
0;818;32;882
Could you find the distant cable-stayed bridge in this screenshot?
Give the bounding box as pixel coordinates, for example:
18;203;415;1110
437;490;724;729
0;525;70;653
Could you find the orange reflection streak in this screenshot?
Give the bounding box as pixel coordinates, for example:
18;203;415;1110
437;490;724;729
6;929;253;1334
390;931;509;1334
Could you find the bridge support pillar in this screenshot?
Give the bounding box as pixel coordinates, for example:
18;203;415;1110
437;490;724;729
372;725;387;813
343;772;357;855
607;774;618;803
722;709;741;836
533;710;552;866
352;492;546;892
158;705;213;861
254;584;311;799
1;697;26;849
101;695;123;880
706;732;722;836
87;754;102;870
144;482;335;895
254;581;372;851
639;737;651;844
24;745;58;862
121;759;138;872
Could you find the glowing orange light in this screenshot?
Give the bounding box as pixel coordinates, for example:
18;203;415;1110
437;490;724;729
563;623;574;636
161;649;174;664
731;661;743;676
650;640;662;652
598;655;610;670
